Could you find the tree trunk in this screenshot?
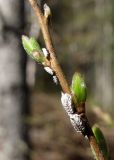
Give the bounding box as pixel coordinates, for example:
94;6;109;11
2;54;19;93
0;0;27;160
94;0;113;111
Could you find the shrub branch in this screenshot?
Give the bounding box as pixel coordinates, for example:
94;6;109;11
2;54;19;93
27;0;105;159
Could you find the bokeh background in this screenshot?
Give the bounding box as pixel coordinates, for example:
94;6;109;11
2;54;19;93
0;0;114;160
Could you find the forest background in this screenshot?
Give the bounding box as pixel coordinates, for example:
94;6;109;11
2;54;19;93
0;0;114;160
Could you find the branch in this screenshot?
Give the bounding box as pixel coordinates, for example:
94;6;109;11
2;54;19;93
27;0;105;159
28;0;70;94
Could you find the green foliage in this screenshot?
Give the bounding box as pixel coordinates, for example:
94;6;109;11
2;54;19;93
22;35;44;63
71;73;87;104
92;125;110;160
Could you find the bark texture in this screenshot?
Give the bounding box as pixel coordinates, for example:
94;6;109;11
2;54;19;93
0;0;27;160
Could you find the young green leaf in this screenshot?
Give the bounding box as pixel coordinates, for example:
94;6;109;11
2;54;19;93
22;35;44;63
92;125;110;160
71;73;87;104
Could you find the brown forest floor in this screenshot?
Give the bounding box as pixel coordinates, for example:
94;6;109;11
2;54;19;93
28;92;114;160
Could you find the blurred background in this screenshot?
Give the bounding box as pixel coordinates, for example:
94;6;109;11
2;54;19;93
0;0;114;160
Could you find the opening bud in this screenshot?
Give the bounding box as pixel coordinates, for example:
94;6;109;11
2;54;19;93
71;73;87;104
92;125;109;160
22;35;44;63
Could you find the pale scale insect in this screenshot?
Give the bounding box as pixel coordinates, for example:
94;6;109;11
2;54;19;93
44;3;51;19
44;66;53;75
42;48;49;58
61;92;74;115
84;135;88;139
53;75;58;85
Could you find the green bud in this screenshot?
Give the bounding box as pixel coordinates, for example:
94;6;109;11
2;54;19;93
92;125;110;160
71;73;87;104
22;35;44;63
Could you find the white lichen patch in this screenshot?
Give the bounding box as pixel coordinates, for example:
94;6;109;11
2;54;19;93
42;48;49;58
70;114;85;133
53;75;58;85
61;92;74;115
44;67;53;75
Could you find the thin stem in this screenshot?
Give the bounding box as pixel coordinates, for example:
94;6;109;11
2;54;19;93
28;0;70;94
89;135;105;160
27;0;105;159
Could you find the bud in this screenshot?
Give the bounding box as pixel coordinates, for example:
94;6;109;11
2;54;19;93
44;3;51;19
92;125;109;160
71;73;87;104
22;35;44;63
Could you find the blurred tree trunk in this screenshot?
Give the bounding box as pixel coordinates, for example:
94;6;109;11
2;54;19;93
94;0;113;111
0;0;27;160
